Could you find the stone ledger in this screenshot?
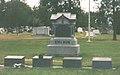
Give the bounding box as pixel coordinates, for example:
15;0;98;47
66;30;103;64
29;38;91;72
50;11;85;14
63;57;82;68
92;57;112;69
4;55;25;67
32;56;53;67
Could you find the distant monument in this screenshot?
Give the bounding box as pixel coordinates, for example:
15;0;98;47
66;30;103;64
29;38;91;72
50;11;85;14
32;26;50;36
47;13;80;56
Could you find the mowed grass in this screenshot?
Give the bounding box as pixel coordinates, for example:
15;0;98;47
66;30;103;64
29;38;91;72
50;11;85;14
0;68;120;75
0;33;120;75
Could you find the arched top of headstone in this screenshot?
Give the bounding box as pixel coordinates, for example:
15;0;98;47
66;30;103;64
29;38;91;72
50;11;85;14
50;13;76;20
50;13;76;25
50;12;76;37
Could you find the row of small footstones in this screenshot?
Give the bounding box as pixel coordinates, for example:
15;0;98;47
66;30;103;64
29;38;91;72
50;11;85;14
4;55;112;69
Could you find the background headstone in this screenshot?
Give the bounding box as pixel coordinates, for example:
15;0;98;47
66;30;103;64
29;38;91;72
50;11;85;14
77;27;83;33
32;26;50;36
93;29;101;35
85;31;95;37
0;28;5;34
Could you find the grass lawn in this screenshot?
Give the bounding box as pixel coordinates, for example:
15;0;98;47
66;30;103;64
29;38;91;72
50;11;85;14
0;33;120;75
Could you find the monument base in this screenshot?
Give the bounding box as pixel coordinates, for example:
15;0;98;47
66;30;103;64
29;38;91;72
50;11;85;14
47;37;80;56
47;44;80;56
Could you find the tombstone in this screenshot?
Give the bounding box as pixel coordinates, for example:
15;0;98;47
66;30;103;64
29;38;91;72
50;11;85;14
4;55;25;67
85;31;95;37
92;57;112;69
32;56;53;67
32;26;50;35
63;57;82;68
93;29;101;35
0;28;5;34
47;13;80;56
77;27;83;33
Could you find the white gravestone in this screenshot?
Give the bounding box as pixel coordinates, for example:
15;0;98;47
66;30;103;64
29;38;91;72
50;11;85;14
85;31;95;37
33;26;50;35
0;28;5;34
77;27;83;33
93;29;101;35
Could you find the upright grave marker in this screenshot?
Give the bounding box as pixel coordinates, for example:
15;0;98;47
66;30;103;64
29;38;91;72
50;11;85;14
47;13;80;56
33;26;50;35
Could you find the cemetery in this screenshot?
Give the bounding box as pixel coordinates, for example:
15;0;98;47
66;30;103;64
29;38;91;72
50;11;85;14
0;12;120;75
0;31;120;75
0;0;120;74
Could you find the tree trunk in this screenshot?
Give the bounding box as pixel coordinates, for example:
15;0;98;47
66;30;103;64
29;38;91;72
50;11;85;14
113;0;117;40
16;26;19;36
113;23;117;40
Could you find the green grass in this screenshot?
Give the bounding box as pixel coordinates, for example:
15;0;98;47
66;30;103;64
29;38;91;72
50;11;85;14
0;39;49;64
0;68;120;75
0;33;120;75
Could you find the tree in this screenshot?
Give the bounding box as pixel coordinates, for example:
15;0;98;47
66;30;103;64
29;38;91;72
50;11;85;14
38;6;51;26
115;9;120;34
96;0;120;40
39;0;85;27
5;0;32;35
0;0;6;27
40;0;81;13
32;6;51;27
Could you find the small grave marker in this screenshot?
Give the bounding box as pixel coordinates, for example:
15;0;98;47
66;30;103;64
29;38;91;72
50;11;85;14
92;57;112;69
4;55;25;67
63;57;82;68
32;56;53;67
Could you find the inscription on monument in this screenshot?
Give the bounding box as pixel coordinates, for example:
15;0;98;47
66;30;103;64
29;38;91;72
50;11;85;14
55;40;70;44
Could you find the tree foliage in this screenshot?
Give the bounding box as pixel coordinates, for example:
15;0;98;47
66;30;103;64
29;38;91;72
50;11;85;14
5;0;32;27
40;0;81;14
39;0;86;27
0;0;6;27
95;0;120;40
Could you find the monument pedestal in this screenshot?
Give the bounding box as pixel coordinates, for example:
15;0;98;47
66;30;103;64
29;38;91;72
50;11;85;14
47;37;80;56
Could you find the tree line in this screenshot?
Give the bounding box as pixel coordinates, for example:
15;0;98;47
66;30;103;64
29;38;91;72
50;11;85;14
0;0;120;40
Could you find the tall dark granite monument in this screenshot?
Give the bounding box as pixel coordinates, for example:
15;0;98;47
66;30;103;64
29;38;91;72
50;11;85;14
47;13;80;56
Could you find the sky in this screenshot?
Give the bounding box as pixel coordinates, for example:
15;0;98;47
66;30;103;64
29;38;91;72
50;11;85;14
81;0;102;12
5;0;102;12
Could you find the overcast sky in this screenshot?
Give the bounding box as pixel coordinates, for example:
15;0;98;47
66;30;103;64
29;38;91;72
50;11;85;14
5;0;102;12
